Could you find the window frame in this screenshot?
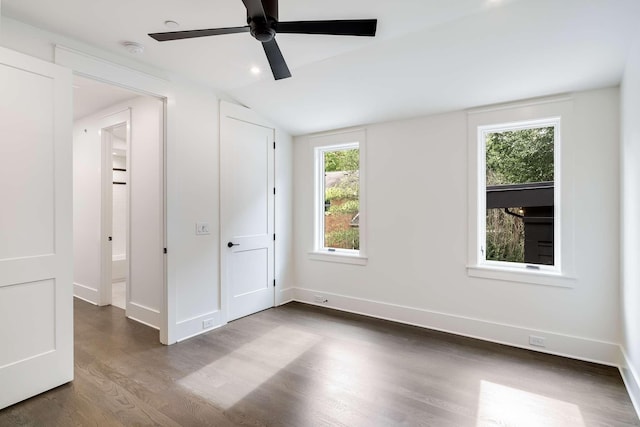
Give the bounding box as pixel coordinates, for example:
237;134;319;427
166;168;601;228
309;130;367;265
466;96;576;287
478;118;561;273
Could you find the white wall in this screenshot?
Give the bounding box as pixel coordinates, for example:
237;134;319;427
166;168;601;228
72;118;101;301
72;96;164;329
294;87;621;365
275;130;295;305
127;97;164;326
166;84;220;339
621;40;640;414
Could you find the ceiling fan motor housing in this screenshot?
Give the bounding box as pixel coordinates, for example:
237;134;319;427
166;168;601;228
249;16;277;42
247;0;278;42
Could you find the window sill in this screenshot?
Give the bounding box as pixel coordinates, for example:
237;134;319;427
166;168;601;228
308;251;368;266
467;264;576;288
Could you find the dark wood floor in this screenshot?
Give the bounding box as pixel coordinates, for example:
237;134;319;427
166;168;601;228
0;299;638;426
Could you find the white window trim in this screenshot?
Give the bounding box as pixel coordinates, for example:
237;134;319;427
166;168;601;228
308;129;367;265
308;251;368;266
467;96;576;287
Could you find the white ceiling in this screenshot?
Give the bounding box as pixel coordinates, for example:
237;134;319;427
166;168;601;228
4;0;640;135
73;76;139;120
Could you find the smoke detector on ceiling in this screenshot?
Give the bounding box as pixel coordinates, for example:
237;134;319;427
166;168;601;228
123;41;145;54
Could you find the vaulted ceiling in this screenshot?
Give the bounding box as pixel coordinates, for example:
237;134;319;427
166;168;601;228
3;0;640;135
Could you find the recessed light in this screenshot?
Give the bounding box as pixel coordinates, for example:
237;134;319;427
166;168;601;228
164;20;180;29
250;66;261;75
123;41;144;55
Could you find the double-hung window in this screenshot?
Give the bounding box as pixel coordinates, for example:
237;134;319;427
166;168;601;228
310;130;367;265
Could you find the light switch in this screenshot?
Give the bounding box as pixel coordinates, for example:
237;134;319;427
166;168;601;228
196;222;210;235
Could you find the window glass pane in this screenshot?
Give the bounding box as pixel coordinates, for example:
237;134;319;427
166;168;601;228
324;148;359;250
485;127;554;265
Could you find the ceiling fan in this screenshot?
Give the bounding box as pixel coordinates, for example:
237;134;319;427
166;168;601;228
148;0;377;80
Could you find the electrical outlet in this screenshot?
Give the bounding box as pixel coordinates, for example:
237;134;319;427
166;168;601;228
202;318;215;329
196;222;210;235
313;295;328;304
529;335;546;347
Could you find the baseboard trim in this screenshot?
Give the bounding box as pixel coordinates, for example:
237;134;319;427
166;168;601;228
620;348;640;419
277;287;295;306
127;302;160;330
175;311;224;342
293;287;621;366
73;283;98;305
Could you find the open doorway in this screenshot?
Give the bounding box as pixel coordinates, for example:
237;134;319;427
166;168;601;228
98;116;131;311
72;76;165;331
110;123;128;309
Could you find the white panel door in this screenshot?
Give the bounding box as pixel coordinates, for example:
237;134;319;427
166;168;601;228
0;47;73;409
221;104;275;322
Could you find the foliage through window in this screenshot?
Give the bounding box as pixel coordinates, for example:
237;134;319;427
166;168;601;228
320;145;360;251
482;123;557;266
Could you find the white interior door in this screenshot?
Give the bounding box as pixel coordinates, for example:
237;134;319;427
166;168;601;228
0;47;73;409
221;103;275;322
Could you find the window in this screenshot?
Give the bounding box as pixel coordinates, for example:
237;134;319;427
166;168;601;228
467;97;576;286
479;119;559;270
310;130;366;265
319;144;360;250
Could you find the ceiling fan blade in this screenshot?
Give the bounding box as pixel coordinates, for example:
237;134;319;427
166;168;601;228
242;0;266;19
262;39;291;80
276;19;377;37
149;26;250;42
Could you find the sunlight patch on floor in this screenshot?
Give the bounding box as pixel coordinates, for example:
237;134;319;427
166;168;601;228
321;343;373;394
476;380;585;427
178;325;320;409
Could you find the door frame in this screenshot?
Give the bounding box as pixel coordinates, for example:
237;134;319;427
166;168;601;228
219;101;276;323
98;110;131;308
55;46;172;343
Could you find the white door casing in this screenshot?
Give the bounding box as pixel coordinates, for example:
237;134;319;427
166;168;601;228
220;102;275;322
0;47;73;409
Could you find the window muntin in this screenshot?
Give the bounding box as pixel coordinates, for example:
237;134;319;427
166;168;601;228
316;143;360;253
479;119;559;270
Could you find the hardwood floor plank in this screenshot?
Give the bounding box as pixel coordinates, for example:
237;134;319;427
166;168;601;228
0;299;638;426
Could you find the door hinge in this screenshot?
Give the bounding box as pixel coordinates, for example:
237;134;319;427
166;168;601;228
273;187;276;195
273;233;276;241
273;141;276;149
163;248;167;254
273;279;276;287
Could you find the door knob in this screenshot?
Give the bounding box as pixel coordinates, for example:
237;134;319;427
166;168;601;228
227;242;239;248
